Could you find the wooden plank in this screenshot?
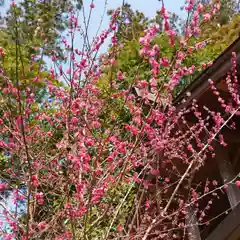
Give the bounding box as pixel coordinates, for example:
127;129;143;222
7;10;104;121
232;148;240;168
214;144;240;209
186;206;202;240
206;203;240;240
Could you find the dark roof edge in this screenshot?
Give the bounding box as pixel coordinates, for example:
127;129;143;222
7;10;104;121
174;36;240;108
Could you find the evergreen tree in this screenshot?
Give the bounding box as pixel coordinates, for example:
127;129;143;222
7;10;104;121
200;0;238;25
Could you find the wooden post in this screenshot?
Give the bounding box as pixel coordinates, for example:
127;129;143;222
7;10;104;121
186;206;202;240
215;144;240;209
206;203;240;240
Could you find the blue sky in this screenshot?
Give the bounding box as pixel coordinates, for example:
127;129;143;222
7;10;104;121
0;0;187;60
0;0;186;18
0;0;187;66
87;0;186;19
75;0;186;63
0;0;186;42
81;0;186;43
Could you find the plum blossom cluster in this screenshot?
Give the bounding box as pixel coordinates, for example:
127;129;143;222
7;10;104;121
0;0;239;240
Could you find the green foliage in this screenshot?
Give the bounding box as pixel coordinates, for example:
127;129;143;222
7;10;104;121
0;0;69;182
200;0;238;25
99;2;240;102
108;3;149;44
175;13;240;94
117;39;142;72
1;0;83;60
74;182;136;239
5;0;62;59
0;151;9;172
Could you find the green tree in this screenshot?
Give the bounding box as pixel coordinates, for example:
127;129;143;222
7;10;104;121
200;0;238;25
0;0;68;175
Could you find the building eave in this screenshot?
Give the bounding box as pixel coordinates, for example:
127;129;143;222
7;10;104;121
174;36;240;109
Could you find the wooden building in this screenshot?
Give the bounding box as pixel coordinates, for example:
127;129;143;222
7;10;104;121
173;37;240;240
133;37;240;239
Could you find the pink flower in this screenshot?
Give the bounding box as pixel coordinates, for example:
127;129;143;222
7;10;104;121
150;169;160;175
55;236;64;240
165;178;170;183
125;124;139;135
212;180;218;186
145;200;150;209
185;4;193;11
111;36;117;45
92;187;105;204
235;180;240;188
36;192;44;205
223;184;228;190
38;221;47;230
85;138;94;147
92;121;101;128
192;190;198;200
31;175;39;188
117;224;123;232
204;187;209;193
47;131;53;137
187;144;194;152
71;117;78;126
65;232;72;239
110;58;115;65
160;57;169;67
74;207;87;217
106;155;114;162
90;3;95;8
65;203;71;209
37;198;44;205
197;3;204;12
203;13;211;21
117;71;124;80
51;55;57;61
0;183;7;191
